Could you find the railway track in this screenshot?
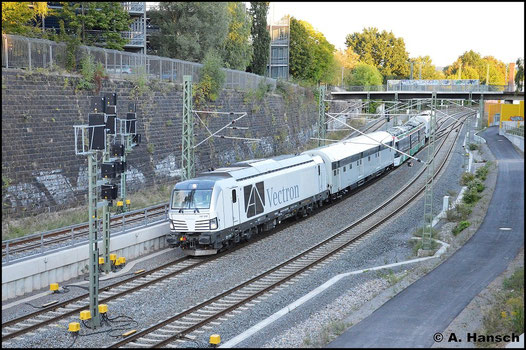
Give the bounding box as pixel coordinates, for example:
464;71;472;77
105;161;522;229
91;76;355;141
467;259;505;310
1;111;469;345
2;204;169;262
107;111;471;348
2;108;465;262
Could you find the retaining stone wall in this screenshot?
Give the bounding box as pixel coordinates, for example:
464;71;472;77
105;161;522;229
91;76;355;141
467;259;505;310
2;69;346;218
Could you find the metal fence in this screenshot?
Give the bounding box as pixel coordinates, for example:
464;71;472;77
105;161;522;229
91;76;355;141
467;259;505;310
2;34;277;91
501;121;524;138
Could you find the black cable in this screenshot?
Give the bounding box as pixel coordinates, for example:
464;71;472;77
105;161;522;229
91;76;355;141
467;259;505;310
64;284;90;291
24;302;46;309
67;334;78;348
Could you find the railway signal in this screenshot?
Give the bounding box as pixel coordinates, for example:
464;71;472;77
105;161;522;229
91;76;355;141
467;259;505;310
73;94;140;328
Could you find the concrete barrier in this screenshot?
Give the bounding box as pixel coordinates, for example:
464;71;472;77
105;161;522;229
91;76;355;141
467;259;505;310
2;221;170;301
500;131;524;152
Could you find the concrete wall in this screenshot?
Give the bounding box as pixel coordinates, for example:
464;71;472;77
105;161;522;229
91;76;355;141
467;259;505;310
1;69;346;218
2;221;169;300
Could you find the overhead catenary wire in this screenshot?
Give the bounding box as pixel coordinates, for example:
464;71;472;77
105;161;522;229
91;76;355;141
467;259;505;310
325;112;424;163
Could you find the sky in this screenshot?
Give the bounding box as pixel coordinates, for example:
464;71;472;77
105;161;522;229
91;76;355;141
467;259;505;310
267;2;524;67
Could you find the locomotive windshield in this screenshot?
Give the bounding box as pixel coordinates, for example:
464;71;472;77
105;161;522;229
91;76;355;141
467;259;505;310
171;189;212;209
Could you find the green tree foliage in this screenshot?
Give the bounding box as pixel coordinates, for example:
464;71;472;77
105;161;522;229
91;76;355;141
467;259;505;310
58;2;131;50
409;56;445;80
247;2;270;75
345;27;409;81
514;58;524;91
444;50;506;84
346;63;383;87
194;49;226;104
289;17;335;84
2;2;49;36
149;2;229;62
222;2;253;71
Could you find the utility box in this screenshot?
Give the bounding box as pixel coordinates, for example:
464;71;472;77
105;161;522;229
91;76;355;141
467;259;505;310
105;105;117;115
88;113;106;150
106;114;116;135
91;97;105;113
111;144;125;157
101;184;118;200
126;113;136;134
104;93;117;110
101;162;117;179
132;134;141;145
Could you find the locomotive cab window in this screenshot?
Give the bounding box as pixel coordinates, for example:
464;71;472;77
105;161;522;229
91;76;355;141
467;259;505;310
171;189;212;209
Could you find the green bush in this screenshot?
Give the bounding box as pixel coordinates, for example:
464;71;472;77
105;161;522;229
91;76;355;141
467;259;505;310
475;164;489;181
481;268;524;343
468;178;485;193
460;172;475;186
194;49;225;104
462;188;481;205
468;143;480;151
446;203;472;222
452;220;471;236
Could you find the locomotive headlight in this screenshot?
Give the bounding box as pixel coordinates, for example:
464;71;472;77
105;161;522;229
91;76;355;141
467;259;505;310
209;217;218;230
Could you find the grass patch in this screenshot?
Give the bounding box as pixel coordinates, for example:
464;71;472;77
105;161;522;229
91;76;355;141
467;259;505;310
377;269;407;285
303;320;352;347
411;238;439;256
479;267;524;347
468;143;480;151
452;220;471;236
2;183;173;241
446;203;472;222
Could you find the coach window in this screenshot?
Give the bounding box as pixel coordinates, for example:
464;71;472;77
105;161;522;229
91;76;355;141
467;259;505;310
343;166;346;172
232;189;237;203
368;156;371;161
333;170;336;176
350;163;352;169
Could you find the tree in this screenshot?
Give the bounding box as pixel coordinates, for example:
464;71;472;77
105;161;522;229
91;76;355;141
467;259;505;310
194;49;226;103
333;47;360;86
247;2;270;76
346;63;383;87
2;2;49;36
515;58;524;92
289;17;335;84
58;2;131;50
345;27;409;81
221;2;253;71
149;2;229;62
444;50;506;84
409;56;444;80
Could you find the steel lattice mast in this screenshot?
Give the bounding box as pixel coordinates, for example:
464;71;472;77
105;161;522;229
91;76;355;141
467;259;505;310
182;75;195;181
422;92;437;250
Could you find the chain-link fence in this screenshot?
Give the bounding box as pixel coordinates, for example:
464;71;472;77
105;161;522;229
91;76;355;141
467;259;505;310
2;34;276;90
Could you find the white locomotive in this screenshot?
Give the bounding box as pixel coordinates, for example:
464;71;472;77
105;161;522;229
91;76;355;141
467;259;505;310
167;111;432;255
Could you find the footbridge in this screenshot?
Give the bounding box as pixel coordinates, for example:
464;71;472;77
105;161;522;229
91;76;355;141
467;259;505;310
331;90;524;101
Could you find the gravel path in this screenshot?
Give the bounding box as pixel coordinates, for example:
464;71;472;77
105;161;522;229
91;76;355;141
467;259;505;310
2;111;470;348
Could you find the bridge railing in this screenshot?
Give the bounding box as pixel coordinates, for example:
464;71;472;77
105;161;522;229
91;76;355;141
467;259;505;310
341;84;509;92
2;33;277;91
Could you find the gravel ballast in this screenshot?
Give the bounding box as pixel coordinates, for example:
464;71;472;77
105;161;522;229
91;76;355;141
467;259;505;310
2;111;474;348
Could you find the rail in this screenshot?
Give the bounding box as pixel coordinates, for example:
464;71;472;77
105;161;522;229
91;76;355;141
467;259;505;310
2;202;170;264
108;112;470;348
0;112;467;343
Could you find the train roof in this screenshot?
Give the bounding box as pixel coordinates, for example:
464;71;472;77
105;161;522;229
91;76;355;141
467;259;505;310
194;154;315;182
303;131;392;163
